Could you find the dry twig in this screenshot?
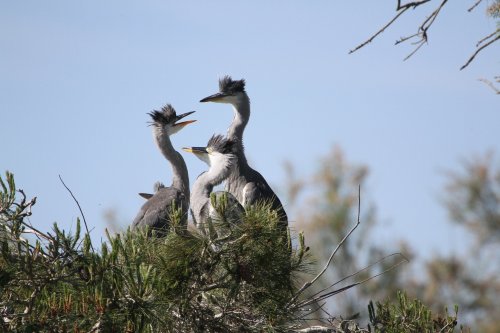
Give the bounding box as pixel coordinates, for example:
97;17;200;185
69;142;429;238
478;77;500;94
350;0;499;71
58;175;94;252
287;185;362;308
460;32;500;70
468;0;484;12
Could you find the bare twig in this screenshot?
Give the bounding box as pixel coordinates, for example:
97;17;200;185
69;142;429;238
461;33;500;70
354;0;498;70
350;0;435;54
352;0;500;69
287;185;362;308
477;29;500;48
306;252;408;303
23;227;51;242
468;0;484;12
397;0;432;10
400;0;448;61
478;78;500;94
349;9;409;54
296;301;329;321
403;40;427;61
395;32;420;45
296;253;409;308
58;175;94;252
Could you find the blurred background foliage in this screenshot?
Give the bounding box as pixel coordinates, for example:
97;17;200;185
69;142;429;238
284;146;499;332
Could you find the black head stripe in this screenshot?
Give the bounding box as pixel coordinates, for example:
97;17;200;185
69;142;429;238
207;134;237;154
148;104;177;125
218;75;246;95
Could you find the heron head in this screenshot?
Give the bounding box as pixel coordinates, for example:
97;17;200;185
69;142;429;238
183;135;237;174
199;75;247;105
149;104;196;136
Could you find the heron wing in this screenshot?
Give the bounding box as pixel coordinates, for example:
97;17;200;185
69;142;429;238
132;187;187;230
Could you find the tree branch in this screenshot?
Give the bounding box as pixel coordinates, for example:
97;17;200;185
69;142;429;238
349;8;409;54
468;0;484;12
397;0;432;10
399;0;448;61
350;0;499;70
297;253;408;308
287;185;362;308
350;0;435;54
460;32;500;70
478;78;500;94
58;175;94;252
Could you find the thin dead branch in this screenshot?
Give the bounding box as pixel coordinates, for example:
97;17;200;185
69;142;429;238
397;0;432;11
296;253;409;308
461;32;500;70
349;0;437;55
58;175;94;252
400;0;448;61
287;185;362;308
468;0;484;12
478;78;500;94
349;0;500;71
305;253;408;304
349;9;409;54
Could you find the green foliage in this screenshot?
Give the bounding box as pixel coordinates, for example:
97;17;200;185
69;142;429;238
0;172;311;332
1;171;470;332
368;291;460;333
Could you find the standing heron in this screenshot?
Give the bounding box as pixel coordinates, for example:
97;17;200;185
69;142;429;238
132;104;196;235
200;76;288;226
183;134;244;237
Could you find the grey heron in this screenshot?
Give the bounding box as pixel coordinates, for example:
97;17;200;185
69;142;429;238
183;134;244;237
132;104;195;235
200;76;288;226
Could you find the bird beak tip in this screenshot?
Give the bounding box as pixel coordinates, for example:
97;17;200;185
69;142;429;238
200;93;225;103
175;119;197;128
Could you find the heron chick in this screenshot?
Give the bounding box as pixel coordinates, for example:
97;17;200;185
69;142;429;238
132;104;196;236
183;135;244;238
200;76;288;227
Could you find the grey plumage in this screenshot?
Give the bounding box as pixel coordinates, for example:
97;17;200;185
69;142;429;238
132;104;195;235
183;134;244;237
200;76;288;226
132;187;186;236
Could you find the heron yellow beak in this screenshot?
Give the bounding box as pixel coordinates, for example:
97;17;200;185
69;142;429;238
173;111;196;128
174;119;197;128
182;147;208;154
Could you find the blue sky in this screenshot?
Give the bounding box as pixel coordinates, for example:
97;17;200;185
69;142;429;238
1;1;498;263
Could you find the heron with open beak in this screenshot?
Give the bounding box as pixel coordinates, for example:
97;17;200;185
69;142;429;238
132;104;196;236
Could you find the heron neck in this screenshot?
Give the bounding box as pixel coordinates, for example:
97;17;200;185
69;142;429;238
227;95;250;153
192;164;230;203
191;165;228;224
155;134;190;200
191;172;212;204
